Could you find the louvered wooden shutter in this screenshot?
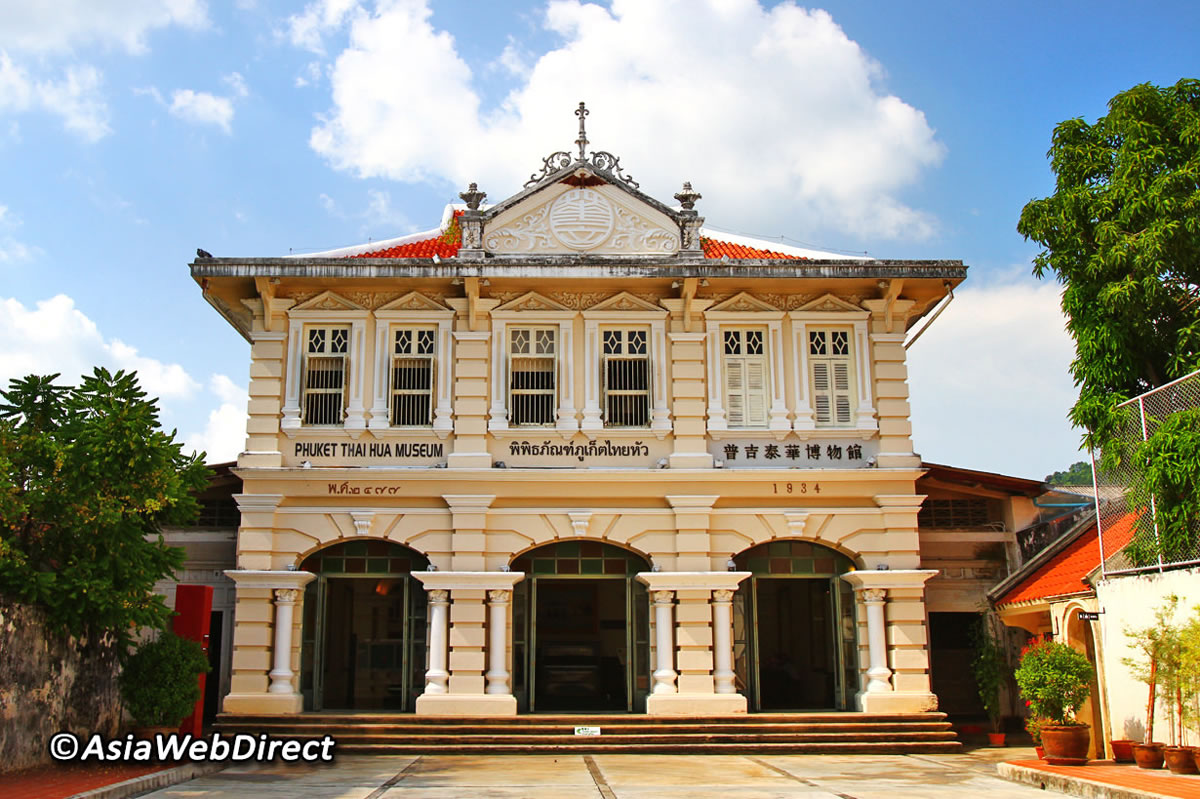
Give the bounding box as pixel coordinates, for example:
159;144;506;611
832;361;852;424
724;355;768;427
812;361;832;424
809;328;855;427
745;359;768;426
725;359;746;426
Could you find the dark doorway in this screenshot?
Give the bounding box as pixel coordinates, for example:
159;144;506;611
928;612;985;718
202;610;223;725
299;540;429;711
755;579;836;709
533;578;629;712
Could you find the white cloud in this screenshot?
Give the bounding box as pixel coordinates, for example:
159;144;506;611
0;295;199;401
183;375;248;463
907;278;1084;480
0;1;208;55
168;88;235;133
0;52;110;140
0;204;36;263
301;0;943;240
223;71;249;98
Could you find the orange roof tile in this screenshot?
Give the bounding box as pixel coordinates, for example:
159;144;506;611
347;212;463;258
996;512;1140;607
701;237;798;259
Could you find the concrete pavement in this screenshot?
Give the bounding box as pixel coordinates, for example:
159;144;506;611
136;748;1063;798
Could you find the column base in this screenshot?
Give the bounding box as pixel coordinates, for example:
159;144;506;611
221;692;304;714
447;452;493;468
668;453;714;469
415;694;518;716
855;691;938;713
646;693;747;715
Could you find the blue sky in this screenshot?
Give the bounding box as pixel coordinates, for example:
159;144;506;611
2;0;1197;479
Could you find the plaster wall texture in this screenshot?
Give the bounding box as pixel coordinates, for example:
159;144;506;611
1094;567;1200;745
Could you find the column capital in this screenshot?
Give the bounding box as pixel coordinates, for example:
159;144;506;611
273;588;301;604
233;493;284;513
487;588;511;604
225;570;316;591
636;571;751;592
414;571;525;592
840;569;937;592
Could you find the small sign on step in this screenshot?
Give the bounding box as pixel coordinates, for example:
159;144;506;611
574;726;601;736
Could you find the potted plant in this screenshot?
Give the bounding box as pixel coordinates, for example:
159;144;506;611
1122;597;1175;769
1014;638;1093;765
1154;597;1198;775
120;630;210;738
972;616;1010;746
1024;715;1048;759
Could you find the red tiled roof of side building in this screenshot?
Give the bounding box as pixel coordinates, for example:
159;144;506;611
701;237;798;259
996;512;1140;607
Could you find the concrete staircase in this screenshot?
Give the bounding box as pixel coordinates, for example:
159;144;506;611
215;712;961;754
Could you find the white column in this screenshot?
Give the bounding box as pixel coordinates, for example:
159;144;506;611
711;589;736;694
652;590;677;694
280;321;303;433
854;320;877;430
268;588;299;694
650;318;671;434
433;319;454;434
581;320;603;430
768;320;790;430
368;320;391;430
861;588;892;693
488;319;508;429
344;318;368;435
556;319;578;433
425;589;450;695
485;589;511;695
705;323;727;430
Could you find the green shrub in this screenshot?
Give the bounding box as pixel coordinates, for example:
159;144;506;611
1014;638;1093;726
119;631;210;728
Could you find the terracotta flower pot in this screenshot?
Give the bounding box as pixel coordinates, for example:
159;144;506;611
1192;747;1200;771
1040;724;1090;765
1035;746;1045;760
1164;746;1198;775
1133;742;1165;769
987;732;1006;747
1109;739;1135;762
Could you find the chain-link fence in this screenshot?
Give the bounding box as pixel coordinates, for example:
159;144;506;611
1092;370;1200;576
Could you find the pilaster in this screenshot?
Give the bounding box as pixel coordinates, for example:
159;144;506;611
862;299;919;467
444;301;498;468
233;494;283;570
665;331;713;468
666;495;719;571
238;309;289;467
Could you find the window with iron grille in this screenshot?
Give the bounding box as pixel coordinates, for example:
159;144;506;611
602;328;650;427
723;328;768;427
302;326;349;425
808;328;854;426
509;327;556;426
918;499;993;529
390;327;435;426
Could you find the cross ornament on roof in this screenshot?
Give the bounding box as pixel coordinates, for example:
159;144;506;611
575;101;589;161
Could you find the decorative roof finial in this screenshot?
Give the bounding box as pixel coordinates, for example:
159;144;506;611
674;181;701;210
459;182;486;210
575;101;589;161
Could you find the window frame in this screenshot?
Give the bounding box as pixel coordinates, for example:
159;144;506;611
370;296;454;436
789;307;876;436
703;301;789;436
281;294;369;437
807;327;856;428
580;297;670;438
300;324;352;426
488;298;578;436
720;327;771;429
507;324;560;427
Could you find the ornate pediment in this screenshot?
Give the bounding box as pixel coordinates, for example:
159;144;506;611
484;183;680;256
707;292;779;313
586;291;664;313
290;291;365;312
492;291;572;313
376;291;450;312
797;293;864;313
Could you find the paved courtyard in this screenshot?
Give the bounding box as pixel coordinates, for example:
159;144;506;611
140;749;1063;798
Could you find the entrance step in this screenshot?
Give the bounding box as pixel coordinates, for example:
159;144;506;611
215;712;960;754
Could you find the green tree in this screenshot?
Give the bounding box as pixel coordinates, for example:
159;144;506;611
1017;78;1200;448
1045;461;1093;485
0;369;209;645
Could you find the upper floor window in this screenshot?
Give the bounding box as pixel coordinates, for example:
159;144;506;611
808;328;853;426
390;327;435;426
602;328;650;427
722;328;769;428
509;326;557;426
302;325;349;425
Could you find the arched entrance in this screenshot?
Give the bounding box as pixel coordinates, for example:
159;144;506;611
510;541;651;713
299;540;429;711
733;540;858;711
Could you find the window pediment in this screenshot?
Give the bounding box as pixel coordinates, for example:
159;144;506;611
375;291;451;313
290;290;365;313
583;291;665;315
797;293;864;313
491;291;573;314
706;292;781;314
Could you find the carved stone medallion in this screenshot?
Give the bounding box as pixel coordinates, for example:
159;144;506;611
549;189;615;250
